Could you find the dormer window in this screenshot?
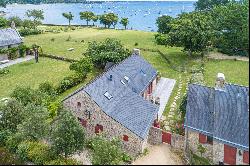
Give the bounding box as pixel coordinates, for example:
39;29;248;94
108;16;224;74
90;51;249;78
124;76;130;82
104;91;113;100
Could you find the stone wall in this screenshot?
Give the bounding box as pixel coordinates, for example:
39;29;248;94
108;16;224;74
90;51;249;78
171;133;185;150
63;90;146;157
186;130;249;165
147;126;162;145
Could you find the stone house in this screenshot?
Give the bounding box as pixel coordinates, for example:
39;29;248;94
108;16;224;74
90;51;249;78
184;73;249;165
0;28;23;63
63;50;175;156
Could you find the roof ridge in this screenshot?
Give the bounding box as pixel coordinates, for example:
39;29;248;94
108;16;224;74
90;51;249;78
225;83;249;88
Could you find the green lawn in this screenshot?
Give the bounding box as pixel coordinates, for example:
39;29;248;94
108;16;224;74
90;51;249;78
0;57;73;98
204;59;249;87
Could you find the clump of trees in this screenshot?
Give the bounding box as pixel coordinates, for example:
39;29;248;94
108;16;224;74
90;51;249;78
155;0;249;56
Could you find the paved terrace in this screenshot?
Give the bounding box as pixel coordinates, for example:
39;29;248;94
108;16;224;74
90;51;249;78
152;77;176;118
0;55;34;69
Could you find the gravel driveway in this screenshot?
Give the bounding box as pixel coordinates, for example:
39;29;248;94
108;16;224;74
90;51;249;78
132;144;184;165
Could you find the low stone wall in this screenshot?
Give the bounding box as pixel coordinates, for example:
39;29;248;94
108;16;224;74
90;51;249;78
147;126;162;145
41;53;77;62
171;133;185;150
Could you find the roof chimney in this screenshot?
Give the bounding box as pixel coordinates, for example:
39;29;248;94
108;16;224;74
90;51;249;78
215;73;225;91
133;48;140;56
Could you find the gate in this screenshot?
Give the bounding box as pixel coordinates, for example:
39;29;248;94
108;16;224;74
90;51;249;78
162;131;171;145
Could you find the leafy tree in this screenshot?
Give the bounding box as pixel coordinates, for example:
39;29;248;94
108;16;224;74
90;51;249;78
17;104;50;141
0;99;24;132
38;81;57;97
62;12;74;26
195;0;230;11
166;12;214;56
79;11;94;26
26;9;44;28
120;17;129;30
156;15;173;34
212;1;249;56
86;38;130;66
99;13;118;28
50;109;85;157
92;15;99;26
7;16;23;27
10;86;45;106
69;56;93;76
0;0;6;7
0;17;8;28
89;136;129;165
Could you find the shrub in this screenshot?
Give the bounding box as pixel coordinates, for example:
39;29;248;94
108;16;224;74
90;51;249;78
51;38;55;42
47;101;61;119
18;28;42;36
0;130;12;146
69;56;93;76
134;42;138;46
8;47;19;60
38;81;56;96
45;158;79;165
5;133;23;153
16;141;30;161
0;68;10;77
154;33;168;45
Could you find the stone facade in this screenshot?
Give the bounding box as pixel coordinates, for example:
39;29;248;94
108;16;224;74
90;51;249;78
63;90;147;157
185;130;249;165
147;126;162;145
171;133;185;151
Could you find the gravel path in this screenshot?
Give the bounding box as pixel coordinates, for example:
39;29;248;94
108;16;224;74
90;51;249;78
132;144;184;165
0;55;34;69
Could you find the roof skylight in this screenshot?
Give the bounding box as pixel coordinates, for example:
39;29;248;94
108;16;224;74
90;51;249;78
124;76;130;82
104;91;113;100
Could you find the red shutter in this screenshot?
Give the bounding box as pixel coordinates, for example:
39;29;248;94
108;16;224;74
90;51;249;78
224;144;236;165
243;151;249;164
95;125;99;134
123;135;129;141
81;119;87;127
199;133;207;144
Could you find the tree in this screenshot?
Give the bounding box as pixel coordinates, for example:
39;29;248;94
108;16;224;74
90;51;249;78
50;109;85;157
0;99;24;132
10;86;45;106
195;0;230;11
0;0;6;7
86;38;131;66
8;16;23;27
79;11;94;26
99;13;118;29
22;19;33;29
89;136;129;165
212;1;249;56
17;104;50;141
120;17;129;30
69;56;93;77
156;15;173;34
26;9;44;28
62;12;74;27
0;17;8;28
92;15;99;26
166;12;214;56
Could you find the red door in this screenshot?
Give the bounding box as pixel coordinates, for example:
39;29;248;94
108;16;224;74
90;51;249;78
162;131;171;145
224;144;236;165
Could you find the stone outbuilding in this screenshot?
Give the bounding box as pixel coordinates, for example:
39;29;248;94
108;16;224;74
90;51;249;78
184;73;249;165
63;51;176;157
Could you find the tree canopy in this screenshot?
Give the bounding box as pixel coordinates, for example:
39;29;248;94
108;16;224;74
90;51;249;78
120;17;129;30
156;15;173;34
62;12;74;26
86;38;131;66
195;0;230;11
79;11;95;26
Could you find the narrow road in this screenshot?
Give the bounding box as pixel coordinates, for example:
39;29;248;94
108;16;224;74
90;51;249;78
132;144;184;165
0;56;34;69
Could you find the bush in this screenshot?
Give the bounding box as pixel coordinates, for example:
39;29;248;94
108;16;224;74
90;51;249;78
69;56;93;76
18;44;28;57
8;47;19;60
38;81;56;96
154;33;168;45
0;130;12;146
47;101;61;119
0;68;10;77
18;28;42;36
45;158;79;165
5;133;23;153
17;141;53;164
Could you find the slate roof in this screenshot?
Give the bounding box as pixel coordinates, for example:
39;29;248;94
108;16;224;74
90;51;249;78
185;83;249;150
64;54;159;139
0;28;23;47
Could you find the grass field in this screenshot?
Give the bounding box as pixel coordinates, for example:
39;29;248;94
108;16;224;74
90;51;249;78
0;58;73;98
1;27;248;125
